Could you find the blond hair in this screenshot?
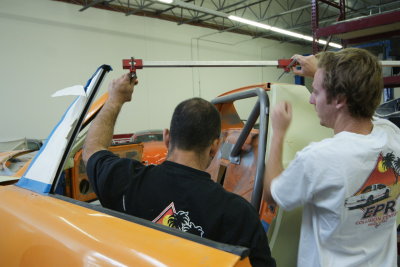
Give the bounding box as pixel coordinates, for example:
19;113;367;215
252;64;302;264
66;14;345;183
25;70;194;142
317;48;383;119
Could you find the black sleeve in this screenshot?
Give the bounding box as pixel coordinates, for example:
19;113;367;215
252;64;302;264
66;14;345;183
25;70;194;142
221;196;276;267
86;150;143;211
247;217;276;267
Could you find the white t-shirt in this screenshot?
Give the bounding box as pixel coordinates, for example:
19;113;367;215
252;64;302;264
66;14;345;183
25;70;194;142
271;118;400;267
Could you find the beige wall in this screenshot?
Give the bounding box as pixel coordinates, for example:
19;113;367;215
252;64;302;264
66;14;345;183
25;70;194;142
394;88;400;99
0;0;312;141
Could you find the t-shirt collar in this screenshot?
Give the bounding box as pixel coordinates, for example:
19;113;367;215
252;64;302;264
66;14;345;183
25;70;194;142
161;160;212;179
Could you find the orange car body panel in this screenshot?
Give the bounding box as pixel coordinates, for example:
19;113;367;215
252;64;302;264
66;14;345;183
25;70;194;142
83;92;109;128
141;141;167;165
0;185;249;267
0;81;275;266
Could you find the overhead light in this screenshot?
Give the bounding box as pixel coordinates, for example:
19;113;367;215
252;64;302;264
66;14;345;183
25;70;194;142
302;36;314;42
229;15;342;49
270;27;304;39
158;0;173;3
321;41;342;49
229;15;271;30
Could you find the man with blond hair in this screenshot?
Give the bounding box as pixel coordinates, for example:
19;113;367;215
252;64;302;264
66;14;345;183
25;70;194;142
264;48;400;267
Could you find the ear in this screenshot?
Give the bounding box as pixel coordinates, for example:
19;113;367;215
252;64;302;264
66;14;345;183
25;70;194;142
163;128;170;148
335;94;347;109
210;138;220;157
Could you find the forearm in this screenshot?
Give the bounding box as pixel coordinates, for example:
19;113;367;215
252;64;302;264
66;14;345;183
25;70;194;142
82;100;123;164
264;131;285;204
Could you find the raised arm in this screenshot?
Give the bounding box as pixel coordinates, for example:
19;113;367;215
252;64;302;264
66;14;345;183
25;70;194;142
82;73;136;165
264;101;292;204
291;54;318;78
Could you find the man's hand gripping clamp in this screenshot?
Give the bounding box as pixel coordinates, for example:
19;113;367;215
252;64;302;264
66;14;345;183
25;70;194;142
122;57;143;83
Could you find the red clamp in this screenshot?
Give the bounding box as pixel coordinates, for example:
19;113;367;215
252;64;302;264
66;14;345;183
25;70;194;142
122;57;143;80
277;58;298;72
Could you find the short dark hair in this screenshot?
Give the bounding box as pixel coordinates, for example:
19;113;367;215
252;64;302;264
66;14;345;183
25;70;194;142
169;98;221;153
317;48;383;119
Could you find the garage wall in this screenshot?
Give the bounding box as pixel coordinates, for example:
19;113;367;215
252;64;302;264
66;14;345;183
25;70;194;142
0;0;310;140
396;89;400;99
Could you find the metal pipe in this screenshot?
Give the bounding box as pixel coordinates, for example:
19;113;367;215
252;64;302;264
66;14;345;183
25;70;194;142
251;88;268;211
230;100;260;158
211;87;269;211
139;60;279;67
135;60;400;68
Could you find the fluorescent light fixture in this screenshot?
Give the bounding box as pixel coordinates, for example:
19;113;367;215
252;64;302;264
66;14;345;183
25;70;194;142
302;36;314;42
322;41;342;48
270;27;304;39
158;0;173;3
229;15;342;49
229;15;271;30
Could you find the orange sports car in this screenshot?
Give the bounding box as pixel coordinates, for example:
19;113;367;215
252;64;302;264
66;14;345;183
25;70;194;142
0;65;272;266
0;64;334;266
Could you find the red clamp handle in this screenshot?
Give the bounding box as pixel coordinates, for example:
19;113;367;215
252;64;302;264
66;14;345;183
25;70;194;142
122;57;143;82
277;58;298;72
122;58;143;73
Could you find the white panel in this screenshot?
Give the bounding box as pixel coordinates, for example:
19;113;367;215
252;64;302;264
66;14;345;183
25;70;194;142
267;83;333;267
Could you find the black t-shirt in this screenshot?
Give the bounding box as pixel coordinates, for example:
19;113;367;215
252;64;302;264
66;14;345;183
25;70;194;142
87;150;276;267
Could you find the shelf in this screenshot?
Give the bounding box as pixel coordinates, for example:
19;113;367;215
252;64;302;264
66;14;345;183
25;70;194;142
383;75;400;88
316;10;400;44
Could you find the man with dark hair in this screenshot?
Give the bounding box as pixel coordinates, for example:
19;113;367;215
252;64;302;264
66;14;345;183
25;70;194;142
264;48;400;267
83;73;276;267
169;97;221;154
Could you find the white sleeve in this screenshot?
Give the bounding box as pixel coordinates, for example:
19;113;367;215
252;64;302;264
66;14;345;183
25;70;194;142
270;150;315;211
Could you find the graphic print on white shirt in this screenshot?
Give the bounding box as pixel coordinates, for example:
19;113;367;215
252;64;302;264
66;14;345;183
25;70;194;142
345;152;400;228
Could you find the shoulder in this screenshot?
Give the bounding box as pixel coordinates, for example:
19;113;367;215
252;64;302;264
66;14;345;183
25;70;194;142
373;117;400;134
88;150;142;169
87;150;116;173
292;137;340;167
89;149;115;161
86;150;145;184
302;136;339;152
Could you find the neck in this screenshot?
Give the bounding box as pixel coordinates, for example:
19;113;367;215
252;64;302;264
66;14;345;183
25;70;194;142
166;149;210;171
332;113;373;135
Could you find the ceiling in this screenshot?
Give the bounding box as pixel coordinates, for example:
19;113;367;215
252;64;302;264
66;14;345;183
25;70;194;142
53;0;400;47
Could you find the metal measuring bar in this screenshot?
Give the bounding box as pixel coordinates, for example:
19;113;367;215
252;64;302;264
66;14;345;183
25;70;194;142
123;58;298;79
123;59;282;68
122;58;400;80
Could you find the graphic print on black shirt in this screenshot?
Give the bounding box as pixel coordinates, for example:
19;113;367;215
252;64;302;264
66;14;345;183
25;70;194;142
344;152;400;228
152;202;205;237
